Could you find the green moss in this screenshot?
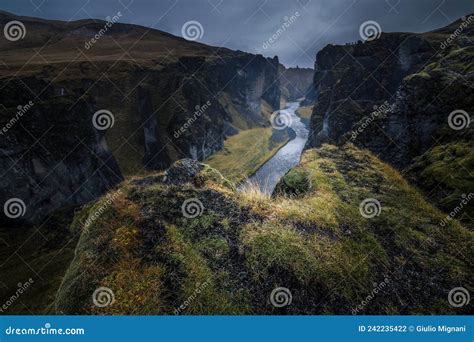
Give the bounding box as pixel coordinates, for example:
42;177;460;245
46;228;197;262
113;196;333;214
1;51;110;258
182;211;220;240
242;222;326;284
274;168;312;198
404;70;431;81
408;142;474;225
158;224;242;314
196;236;230;263
407;46;474;82
196;164;235;190
240;222;378;302
54;190;142;314
94;259;163;315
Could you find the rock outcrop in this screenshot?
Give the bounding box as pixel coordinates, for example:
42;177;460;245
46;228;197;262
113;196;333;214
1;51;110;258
304;15;473;215
0;78;123;224
305;16;473;164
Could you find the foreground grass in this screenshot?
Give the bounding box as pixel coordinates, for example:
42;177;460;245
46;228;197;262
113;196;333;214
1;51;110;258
205;127;289;184
53;144;473;315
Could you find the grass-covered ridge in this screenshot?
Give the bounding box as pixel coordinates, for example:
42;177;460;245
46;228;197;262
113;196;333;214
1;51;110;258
53;144;473;315
406;142;474;228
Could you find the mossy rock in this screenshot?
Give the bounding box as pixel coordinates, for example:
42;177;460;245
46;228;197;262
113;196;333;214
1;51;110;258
163;159;234;190
274;168;312;198
196;164;235;190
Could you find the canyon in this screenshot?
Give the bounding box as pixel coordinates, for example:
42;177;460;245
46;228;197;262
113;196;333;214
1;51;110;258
0;10;308;223
0;11;472;316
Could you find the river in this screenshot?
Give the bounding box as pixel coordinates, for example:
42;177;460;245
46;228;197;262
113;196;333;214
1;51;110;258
239;101;309;194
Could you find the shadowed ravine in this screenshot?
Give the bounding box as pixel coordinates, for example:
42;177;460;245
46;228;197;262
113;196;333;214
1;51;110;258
240;102;309;194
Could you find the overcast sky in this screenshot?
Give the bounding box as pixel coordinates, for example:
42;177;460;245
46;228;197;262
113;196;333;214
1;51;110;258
2;0;474;67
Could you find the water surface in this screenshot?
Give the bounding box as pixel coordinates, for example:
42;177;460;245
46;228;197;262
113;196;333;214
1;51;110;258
239;102;309;194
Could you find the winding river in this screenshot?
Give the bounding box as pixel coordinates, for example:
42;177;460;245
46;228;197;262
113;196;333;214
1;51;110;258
239;102;309;194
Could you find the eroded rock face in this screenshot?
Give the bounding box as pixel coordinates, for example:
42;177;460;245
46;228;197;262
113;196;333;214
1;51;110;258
162;55;281;163
305;18;473;168
0;12;281;223
0;79;123;225
279;66;314;101
305;33;434;151
344;60;473;168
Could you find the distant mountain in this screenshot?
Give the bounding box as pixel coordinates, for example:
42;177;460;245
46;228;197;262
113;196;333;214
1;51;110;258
0;10;226;60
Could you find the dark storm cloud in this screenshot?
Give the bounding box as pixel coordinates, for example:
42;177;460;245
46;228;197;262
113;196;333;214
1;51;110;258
2;0;474;67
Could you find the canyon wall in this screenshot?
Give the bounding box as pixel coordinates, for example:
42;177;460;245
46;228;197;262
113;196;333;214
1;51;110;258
279;66;313;101
304;16;473;218
305;18;473;167
0;12;281;223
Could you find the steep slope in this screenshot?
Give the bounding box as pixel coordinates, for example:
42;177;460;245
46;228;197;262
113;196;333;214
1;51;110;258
53;145;472;315
278;65;313;102
305;15;473;219
0;11;281;223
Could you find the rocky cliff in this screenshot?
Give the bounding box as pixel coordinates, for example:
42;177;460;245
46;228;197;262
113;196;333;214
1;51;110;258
0;11;281;223
279;66;314;102
306;16;473;156
305;16;473;217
